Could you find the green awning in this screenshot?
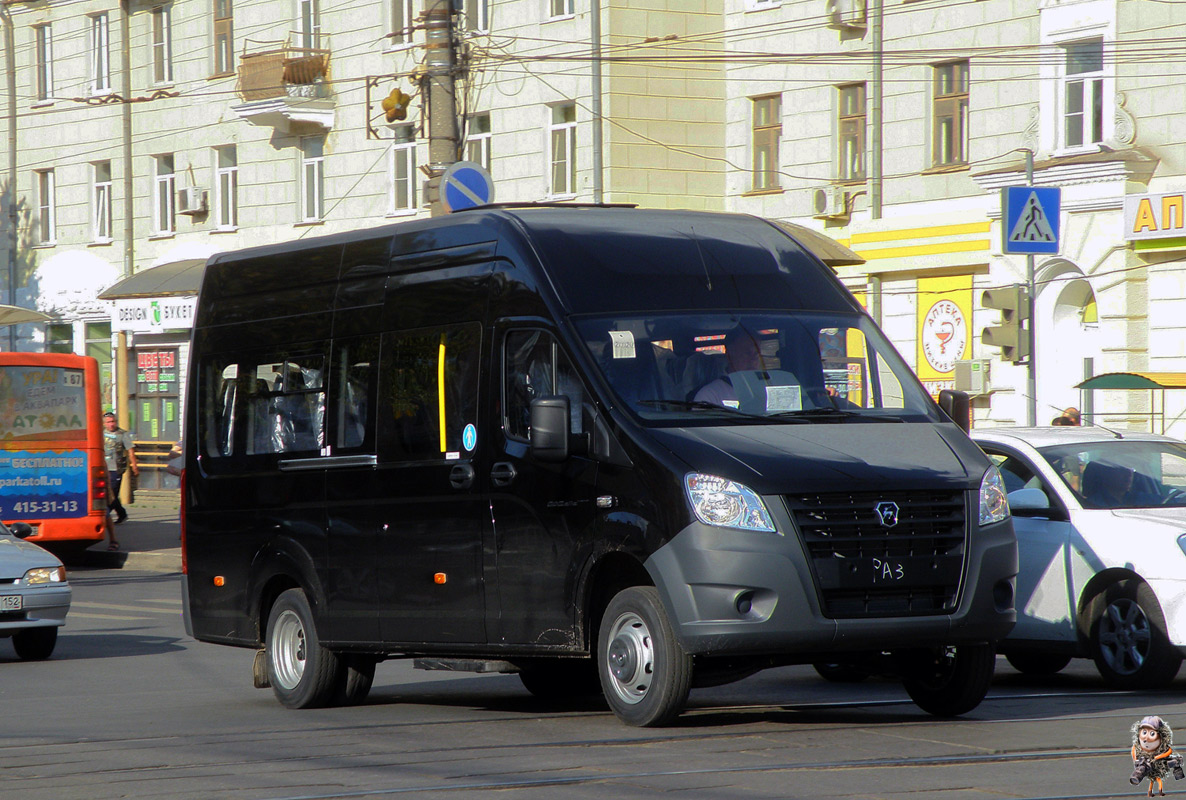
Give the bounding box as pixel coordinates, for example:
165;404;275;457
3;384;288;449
1077;372;1186;390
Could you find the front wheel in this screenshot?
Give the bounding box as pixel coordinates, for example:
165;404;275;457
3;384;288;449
266;588;344;709
1090;581;1182;689
902;644;995;717
597;586;692;727
13;627;57;660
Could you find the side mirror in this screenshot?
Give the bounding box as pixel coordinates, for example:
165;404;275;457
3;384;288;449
8;522;34;539
530;396;569;462
1008;487;1051;514
938;389;971;433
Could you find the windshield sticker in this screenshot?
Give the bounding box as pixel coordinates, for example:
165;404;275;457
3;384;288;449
766;386;802;412
462;424;477;451
609;331;636;359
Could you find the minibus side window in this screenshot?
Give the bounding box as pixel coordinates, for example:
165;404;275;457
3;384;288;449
504;330;584;442
380;323;481;461
244;357;326;455
201;360;240;458
332;337;378;451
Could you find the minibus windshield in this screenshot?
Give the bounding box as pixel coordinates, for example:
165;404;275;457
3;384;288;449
573;312;941;425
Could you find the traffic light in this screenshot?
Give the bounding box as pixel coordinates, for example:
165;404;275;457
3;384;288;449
981;285;1030;364
382;87;412;122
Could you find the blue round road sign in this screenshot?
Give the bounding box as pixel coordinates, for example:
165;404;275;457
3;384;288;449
441;161;494;213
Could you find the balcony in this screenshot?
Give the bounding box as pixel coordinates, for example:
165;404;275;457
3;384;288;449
231;38;334;133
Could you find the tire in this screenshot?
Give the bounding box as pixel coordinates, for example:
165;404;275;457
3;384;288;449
813;662;871;683
338;656;377;706
902;644;995;717
1005;651;1072;676
1090;580;1182;690
13;627;57;660
518;660;602;700
597;586;692;727
266;588;344;709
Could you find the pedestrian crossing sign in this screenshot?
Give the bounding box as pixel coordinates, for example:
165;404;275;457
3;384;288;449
1002;186;1061;254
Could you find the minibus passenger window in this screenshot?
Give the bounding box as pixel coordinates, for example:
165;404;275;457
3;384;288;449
201;361;239;457
333;337;377;450
380;324;480;461
245;357;326;455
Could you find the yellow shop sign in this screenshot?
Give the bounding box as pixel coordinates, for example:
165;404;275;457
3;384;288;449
1125;191;1186;241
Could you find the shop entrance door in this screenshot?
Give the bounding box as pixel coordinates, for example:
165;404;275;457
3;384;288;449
130;348;182;490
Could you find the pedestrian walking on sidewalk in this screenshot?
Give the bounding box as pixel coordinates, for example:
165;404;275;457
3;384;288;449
103;412;139;536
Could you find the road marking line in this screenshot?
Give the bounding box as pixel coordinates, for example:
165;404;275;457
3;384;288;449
73;602;179;614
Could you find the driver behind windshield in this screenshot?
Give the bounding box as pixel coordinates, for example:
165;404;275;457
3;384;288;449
693;329;772;408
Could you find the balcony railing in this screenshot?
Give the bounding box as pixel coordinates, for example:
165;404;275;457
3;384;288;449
237;42;332;103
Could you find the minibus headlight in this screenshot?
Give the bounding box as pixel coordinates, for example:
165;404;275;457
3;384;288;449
979;465;1010;526
23;566;66;585
685;473;777;533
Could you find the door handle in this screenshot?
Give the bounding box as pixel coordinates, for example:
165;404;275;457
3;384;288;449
490;461;518;487
449;463;475;490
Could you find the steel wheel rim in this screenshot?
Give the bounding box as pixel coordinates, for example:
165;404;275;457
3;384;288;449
604;611;654;705
272;608;308;689
1098;598;1151;676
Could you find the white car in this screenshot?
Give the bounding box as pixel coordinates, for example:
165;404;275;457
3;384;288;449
0;521;71;660
972;426;1186;689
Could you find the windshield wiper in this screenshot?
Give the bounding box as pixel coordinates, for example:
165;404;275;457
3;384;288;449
635;399;767;418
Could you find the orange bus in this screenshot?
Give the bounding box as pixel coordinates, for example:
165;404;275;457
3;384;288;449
0;353;109;552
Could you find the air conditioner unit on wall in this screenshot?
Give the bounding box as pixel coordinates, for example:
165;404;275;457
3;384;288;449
812;185;850;219
954;359;992;396
178;187;208;215
826;0;868;30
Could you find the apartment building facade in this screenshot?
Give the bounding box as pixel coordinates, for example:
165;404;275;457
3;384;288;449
2;0;1185;442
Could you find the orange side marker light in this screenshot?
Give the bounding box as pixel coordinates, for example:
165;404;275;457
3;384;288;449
433;573;447;585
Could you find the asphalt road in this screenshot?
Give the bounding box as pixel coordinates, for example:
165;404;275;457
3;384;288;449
4;558;1185;799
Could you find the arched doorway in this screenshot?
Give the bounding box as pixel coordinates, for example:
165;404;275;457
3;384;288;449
1035;259;1099;424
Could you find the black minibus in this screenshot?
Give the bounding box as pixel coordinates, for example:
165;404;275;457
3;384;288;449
183;206;1016;726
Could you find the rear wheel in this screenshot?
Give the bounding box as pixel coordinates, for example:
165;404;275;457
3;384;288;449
338;656;377;706
902;644;995;717
266;588;344;708
1005;651;1072;676
1090;581;1182;689
13;627;57;660
597;586;692;727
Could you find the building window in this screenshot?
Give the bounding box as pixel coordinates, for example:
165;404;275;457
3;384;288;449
390;0;414;45
932;60;968;166
34;24;53;102
466;113;491;171
47;323;74;354
301;136;325;221
151;7;173;84
215;145;238;228
297;0;319;50
464;0;489;32
154;154;176;235
93;161;113;241
213;0;234;76
89;13;110;94
34;169;55;245
837;83;866;182
1063;38;1104;149
549;0;574;18
549;103;576;197
751;94;781;191
390;126;417;213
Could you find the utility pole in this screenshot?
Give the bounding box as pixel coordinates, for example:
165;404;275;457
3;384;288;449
422;0;459;216
3;5;17;351
869;0;882;220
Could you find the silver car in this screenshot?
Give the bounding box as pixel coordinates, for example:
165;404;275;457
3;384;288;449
973;426;1186;689
0;521;71;660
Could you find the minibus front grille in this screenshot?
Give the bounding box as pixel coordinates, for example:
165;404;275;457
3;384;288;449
785;490;967;619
